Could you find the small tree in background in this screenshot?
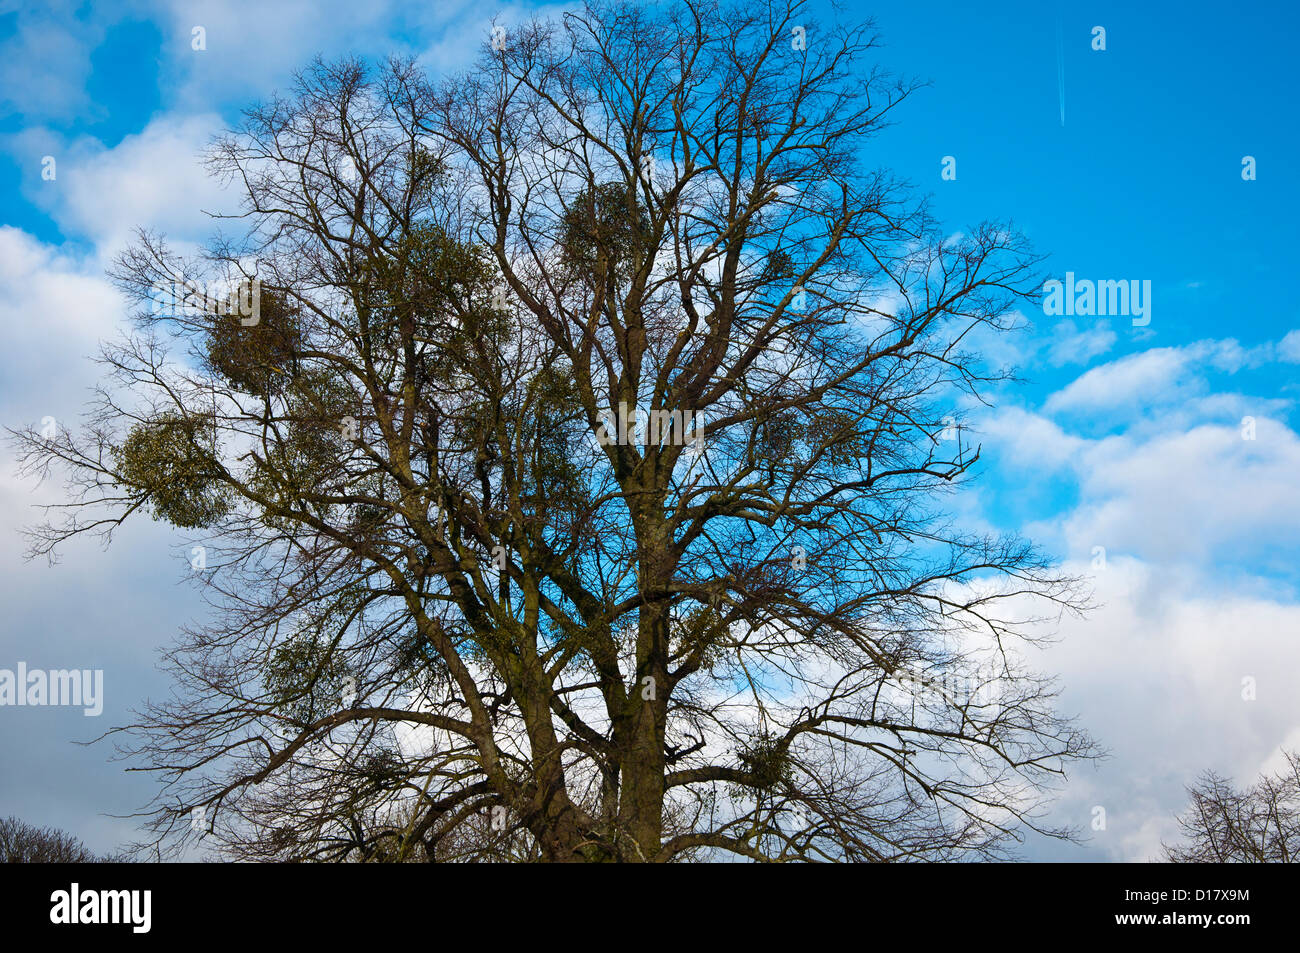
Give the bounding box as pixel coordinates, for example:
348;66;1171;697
1164;750;1300;862
0;816;117;863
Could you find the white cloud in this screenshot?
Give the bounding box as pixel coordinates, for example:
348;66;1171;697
983;407;1300;567
416;2;577;77
156;0;518;109
8;113;231;251
0;227;124;419
1044;345;1197;414
983;336;1300;566
1030;558;1300;860
1042;338;1276;416
960;311;1117;379
1045;319;1117;367
978;405;1086;471
0;228;200;860
1279;329;1300;363
0;10;101;122
1066;419;1300;564
973;333;1300;858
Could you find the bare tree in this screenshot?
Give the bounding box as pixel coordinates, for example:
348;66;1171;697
0;816;114;863
11;0;1095;862
1163;751;1300;863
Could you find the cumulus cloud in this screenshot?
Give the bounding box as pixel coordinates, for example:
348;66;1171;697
984;337;1300;565
970;333;1300;858
0;227;124;416
1042;338;1275;416
6;113;231;251
977;406;1087;483
1025;558;1300;860
0;7;102;122
1280;329;1300;363
1063;421;1300;565
1045;319;1117;367
1044;346;1198;414
0;225;200;858
958;310;1118;381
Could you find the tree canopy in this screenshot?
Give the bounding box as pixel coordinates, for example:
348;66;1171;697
13;0;1096;862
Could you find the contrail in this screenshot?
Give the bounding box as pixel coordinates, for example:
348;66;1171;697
1057;15;1066;126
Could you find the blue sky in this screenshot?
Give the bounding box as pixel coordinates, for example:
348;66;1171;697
1;0;1297;861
